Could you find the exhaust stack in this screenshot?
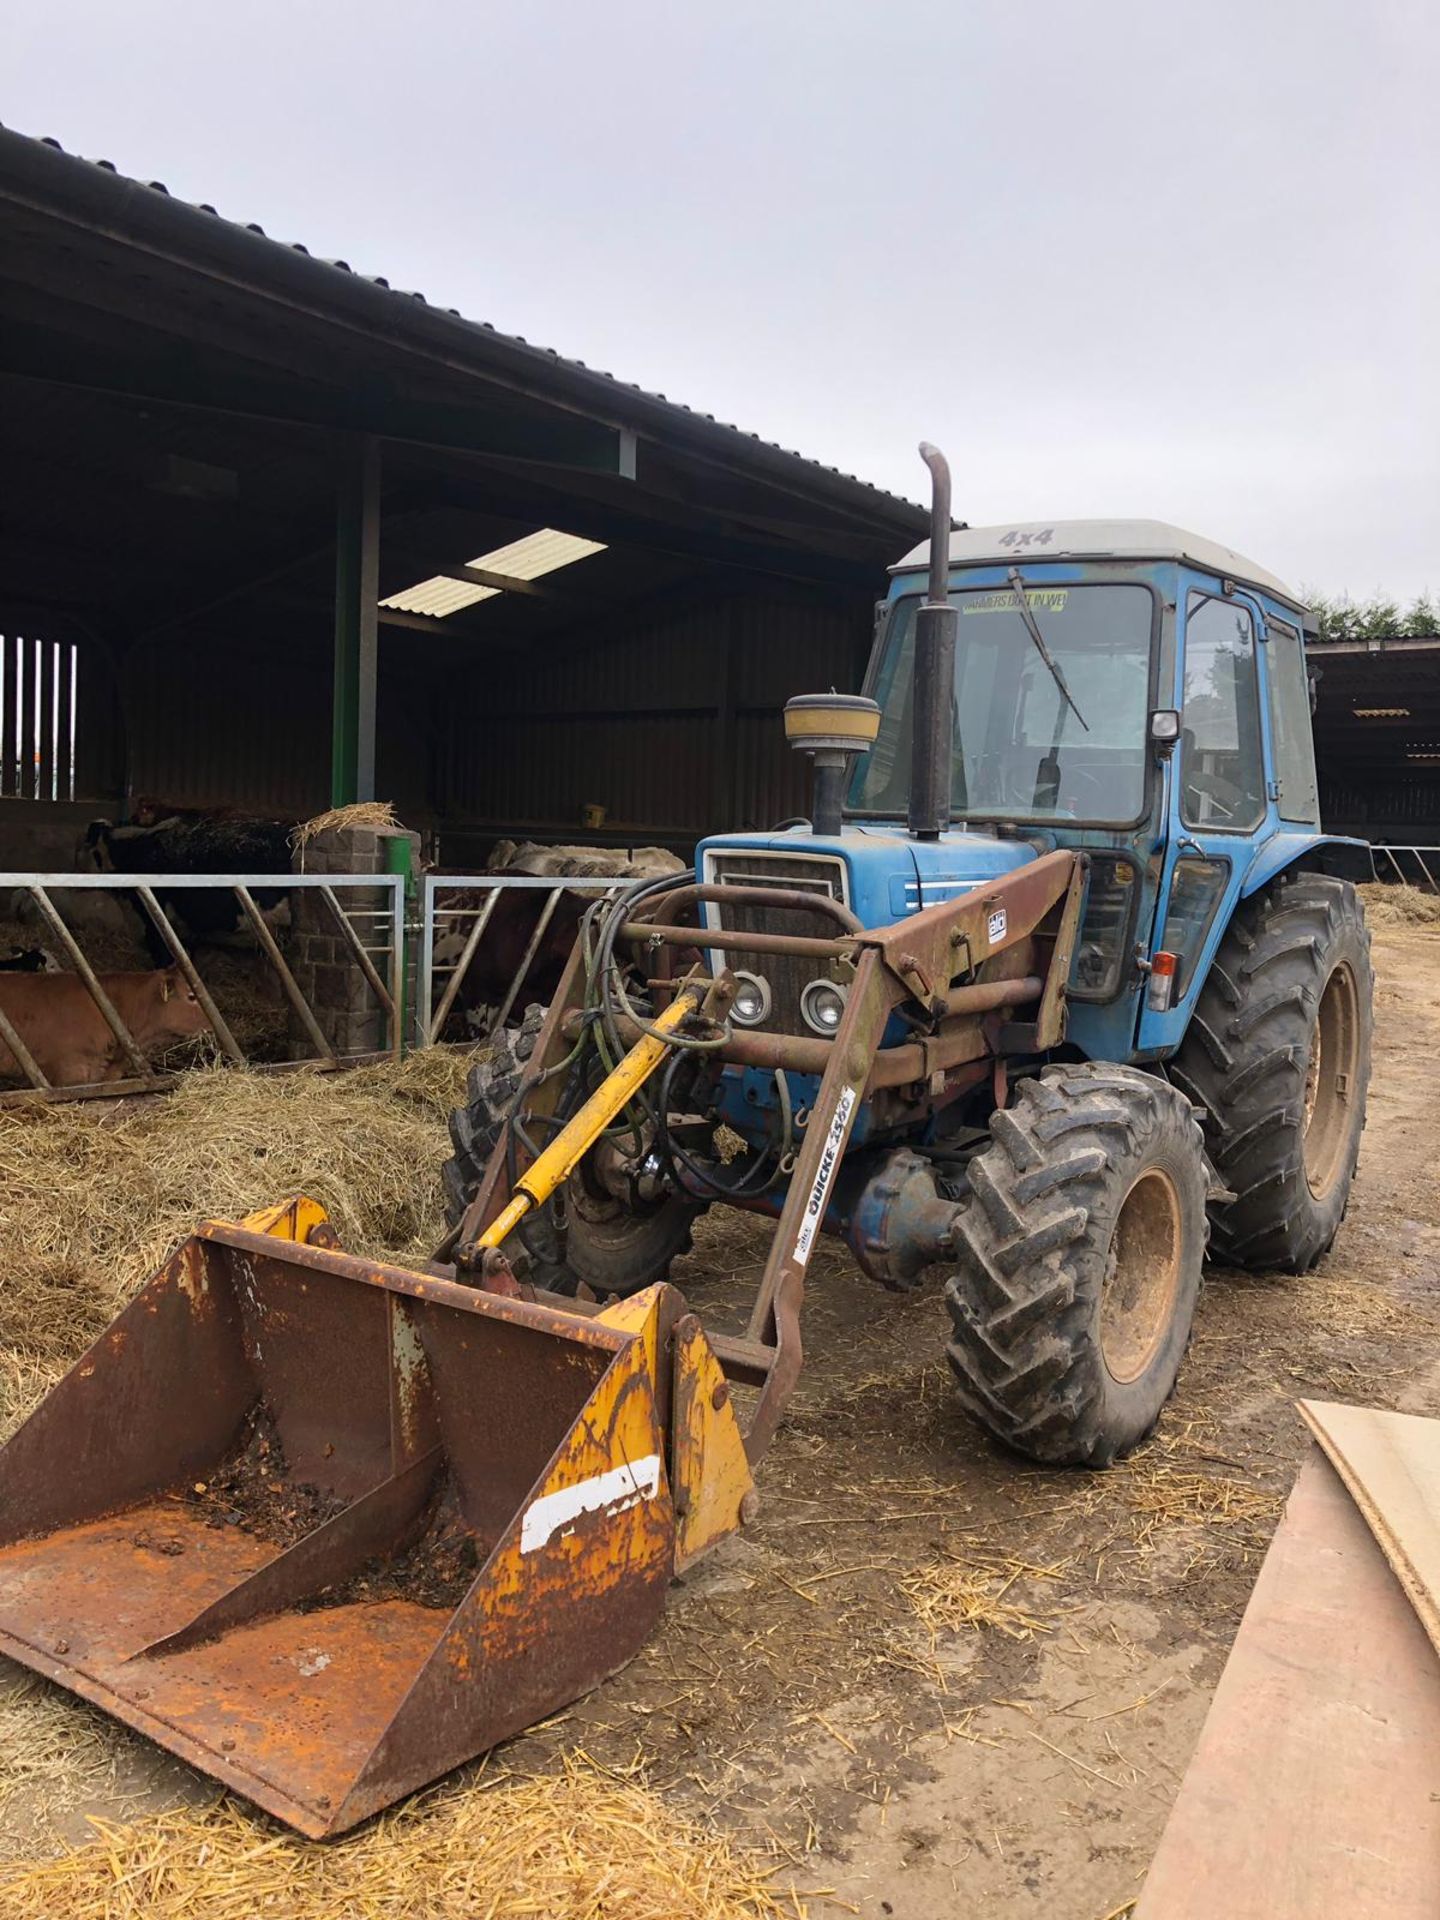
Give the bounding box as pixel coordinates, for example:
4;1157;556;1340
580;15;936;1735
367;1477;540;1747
907;442;956;841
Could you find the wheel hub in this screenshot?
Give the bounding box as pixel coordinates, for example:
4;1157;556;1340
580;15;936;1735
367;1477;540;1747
1100;1167;1183;1384
1303;961;1360;1200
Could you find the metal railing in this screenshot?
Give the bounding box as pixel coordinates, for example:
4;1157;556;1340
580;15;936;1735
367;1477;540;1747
417;873;628;1048
0;871;405;1100
1369;846;1440;892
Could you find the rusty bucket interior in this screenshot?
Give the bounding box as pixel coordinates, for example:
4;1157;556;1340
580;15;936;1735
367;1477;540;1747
0;1210;676;1836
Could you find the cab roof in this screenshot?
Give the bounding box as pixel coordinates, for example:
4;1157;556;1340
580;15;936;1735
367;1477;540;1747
892;518;1302;608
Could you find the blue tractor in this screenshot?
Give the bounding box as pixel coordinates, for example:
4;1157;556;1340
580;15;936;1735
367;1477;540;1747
0;443;1375;1832
446;445;1373;1469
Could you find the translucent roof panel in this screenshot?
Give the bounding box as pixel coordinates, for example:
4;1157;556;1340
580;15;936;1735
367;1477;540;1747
379;529;606;620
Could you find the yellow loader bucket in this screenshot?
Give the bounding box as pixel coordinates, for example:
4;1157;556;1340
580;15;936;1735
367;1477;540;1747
0;1202;751;1836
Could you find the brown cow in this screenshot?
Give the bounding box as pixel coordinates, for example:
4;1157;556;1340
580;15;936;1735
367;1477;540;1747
0;967;212;1088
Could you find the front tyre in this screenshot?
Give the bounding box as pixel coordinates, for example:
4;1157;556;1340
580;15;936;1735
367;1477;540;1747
944;1064;1208;1466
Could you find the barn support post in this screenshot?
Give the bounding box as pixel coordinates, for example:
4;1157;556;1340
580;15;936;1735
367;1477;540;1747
331;436;381;806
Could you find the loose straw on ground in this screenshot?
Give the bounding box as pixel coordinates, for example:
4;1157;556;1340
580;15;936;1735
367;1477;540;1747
902;1548;1068;1640
0;1754;802;1919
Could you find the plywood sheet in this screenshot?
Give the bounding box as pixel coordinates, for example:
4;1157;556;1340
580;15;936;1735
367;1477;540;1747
1299;1397;1440;1659
1136;1446;1440;1919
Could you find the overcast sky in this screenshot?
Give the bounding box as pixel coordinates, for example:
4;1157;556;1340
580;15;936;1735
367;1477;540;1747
9;1;1438;600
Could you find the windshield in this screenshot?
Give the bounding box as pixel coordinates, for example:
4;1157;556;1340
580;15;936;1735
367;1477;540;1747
849;582;1154;823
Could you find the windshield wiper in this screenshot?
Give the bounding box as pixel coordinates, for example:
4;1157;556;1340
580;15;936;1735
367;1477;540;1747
1006;567;1090;734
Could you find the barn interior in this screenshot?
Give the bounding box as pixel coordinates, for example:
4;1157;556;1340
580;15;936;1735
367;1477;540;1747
1309;633;1440;859
0;127;925;874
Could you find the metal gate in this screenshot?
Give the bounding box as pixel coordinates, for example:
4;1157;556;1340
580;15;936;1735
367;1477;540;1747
417;873;626;1048
1370;845;1439;891
0;871;405;1100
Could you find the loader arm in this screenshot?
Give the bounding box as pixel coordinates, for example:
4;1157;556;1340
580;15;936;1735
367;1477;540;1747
460;848;1083;1466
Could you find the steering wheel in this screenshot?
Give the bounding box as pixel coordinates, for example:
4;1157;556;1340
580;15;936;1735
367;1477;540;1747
1183;768;1247;822
986;757;1108;814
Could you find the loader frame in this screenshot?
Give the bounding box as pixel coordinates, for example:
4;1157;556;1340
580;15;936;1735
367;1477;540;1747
449;848;1084;1465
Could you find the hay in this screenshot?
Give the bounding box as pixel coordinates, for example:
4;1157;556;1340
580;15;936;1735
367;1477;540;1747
0;1047;807;1918
902;1548;1067;1640
187;946;289;1062
0;1050;472;1438
1104;1456;1277;1550
291;801;401;852
0;1753;801;1919
1006;1424;1282;1574
1358;881;1440;928
0;1669;148;1854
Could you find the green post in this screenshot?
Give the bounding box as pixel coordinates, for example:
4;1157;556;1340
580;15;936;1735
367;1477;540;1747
331;437;381;805
385;830;416;1052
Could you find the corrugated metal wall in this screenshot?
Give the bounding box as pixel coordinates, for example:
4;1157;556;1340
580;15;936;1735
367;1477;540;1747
123;630;434;824
437;588;872;843
126;637;329;817
1321;772;1440;841
48;585;870;846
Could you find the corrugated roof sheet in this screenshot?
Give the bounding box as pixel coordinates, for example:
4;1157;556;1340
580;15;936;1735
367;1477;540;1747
3;124;922;524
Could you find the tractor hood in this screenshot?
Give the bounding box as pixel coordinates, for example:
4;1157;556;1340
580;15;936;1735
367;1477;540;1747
697;825;1038;932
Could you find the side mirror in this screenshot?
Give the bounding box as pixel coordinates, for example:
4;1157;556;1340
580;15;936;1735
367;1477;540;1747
1150;709;1181;752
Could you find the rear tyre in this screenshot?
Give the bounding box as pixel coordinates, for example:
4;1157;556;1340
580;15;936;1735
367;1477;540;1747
944;1064;1207;1467
442;1003;699;1297
1170;875;1372;1273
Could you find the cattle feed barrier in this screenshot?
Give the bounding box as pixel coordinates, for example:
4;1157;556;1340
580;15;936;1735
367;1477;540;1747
0;871;405;1101
417;874;628;1050
1369;845;1440;892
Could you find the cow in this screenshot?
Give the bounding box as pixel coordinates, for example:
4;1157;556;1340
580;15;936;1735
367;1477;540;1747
0;966;212;1088
0;947;59;973
430;842;687;1040
4;885;151;971
81;811;293;962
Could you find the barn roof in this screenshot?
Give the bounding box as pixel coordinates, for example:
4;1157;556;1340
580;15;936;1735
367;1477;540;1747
0;122;925;543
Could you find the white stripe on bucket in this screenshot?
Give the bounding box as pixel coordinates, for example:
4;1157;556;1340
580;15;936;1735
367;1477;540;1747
519;1454;663;1554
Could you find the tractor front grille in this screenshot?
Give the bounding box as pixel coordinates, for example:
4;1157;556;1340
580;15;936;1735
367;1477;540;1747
703;851;849;1035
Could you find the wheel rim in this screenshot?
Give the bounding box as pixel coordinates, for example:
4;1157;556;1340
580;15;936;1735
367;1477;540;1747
1100;1167;1183;1385
1303;961;1360;1200
566;1159;666;1244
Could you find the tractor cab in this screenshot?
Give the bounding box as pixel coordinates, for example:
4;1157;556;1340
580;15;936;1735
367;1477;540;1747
702;515;1364;1068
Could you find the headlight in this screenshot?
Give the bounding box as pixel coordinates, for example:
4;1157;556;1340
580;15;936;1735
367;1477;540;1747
799;977;848;1035
730;971;772;1027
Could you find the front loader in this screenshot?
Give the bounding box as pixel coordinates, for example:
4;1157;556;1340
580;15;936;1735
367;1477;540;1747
0;446;1374;1834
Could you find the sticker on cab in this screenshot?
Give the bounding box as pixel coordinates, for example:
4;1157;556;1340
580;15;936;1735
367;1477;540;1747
987;907;1007;945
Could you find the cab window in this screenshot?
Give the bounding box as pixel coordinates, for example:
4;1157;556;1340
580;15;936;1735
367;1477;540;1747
1180;594;1265;831
1266;617;1320;824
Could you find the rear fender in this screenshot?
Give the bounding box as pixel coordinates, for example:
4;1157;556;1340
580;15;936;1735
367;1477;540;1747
1240;831;1373;898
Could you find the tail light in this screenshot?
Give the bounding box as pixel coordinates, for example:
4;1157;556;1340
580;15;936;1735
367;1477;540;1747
1146;950;1179;1012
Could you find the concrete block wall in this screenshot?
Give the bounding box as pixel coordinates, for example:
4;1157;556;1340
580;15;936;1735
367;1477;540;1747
288;823;419;1058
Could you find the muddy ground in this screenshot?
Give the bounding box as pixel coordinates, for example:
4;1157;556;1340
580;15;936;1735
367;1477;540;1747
3;919;1439;1916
